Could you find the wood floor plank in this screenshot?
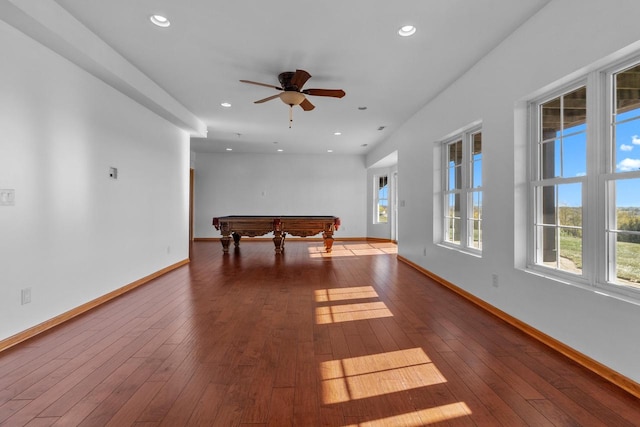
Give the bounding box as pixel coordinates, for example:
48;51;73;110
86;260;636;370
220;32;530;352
75;356;166;426
1;240;638;426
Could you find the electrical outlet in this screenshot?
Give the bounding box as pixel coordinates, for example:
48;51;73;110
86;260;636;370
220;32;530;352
21;288;31;305
0;189;15;206
492;274;499;288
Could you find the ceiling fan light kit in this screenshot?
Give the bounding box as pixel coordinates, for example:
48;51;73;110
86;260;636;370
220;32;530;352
279;91;305;106
240;69;345;128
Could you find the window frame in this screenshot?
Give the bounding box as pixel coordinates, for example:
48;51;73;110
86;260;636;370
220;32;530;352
374;174;389;224
441;124;483;255
526;55;640;298
528;81;590;283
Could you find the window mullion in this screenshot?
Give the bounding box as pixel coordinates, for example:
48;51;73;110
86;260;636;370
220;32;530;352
460;135;469;249
581;71;600;283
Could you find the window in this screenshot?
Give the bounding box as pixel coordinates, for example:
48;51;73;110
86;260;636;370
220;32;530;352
606;63;640;287
532;86;587;273
529;58;640;292
375;175;389;223
443;127;482;252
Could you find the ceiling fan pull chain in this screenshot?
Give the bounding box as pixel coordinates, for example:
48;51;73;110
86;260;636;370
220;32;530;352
289;105;293;128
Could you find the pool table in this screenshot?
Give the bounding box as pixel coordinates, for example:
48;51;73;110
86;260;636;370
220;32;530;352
212;215;340;254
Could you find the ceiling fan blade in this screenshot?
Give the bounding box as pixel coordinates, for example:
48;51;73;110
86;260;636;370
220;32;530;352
299;98;315;111
240;79;282;90
291;69;312;90
254;94;281;104
303;88;346;98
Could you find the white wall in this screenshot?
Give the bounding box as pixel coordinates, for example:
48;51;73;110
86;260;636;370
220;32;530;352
193;152;367;239
370;0;640;383
0;21;191;341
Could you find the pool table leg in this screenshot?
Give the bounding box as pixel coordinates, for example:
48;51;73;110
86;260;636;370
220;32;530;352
220;235;231;253
323;232;334;253
232;232;241;248
273;231;284;253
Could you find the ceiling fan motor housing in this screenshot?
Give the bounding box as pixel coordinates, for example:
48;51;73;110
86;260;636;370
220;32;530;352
278;71;298;90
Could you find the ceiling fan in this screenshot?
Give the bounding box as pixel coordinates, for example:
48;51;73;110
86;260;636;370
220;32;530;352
240;69;345;127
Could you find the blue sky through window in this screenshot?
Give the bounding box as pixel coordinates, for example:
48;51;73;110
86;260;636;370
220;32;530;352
558;111;639;208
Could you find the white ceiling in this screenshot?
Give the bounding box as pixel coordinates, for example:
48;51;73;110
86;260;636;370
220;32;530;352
7;0;551;156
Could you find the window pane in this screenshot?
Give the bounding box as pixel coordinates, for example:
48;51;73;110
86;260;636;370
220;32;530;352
378;176;388;191
612;178;640;285
615;63;640;120
538;182;582;227
378;200;388;223
559;228;582;273
613;118;640;173
562;133;587;177
469;220;482;249
470;191;482;221
376;175;388;223
447;193;460;219
447;141;462;190
448;165;461;190
615;237;640;287
563;86;587;133
615;178;640;230
540;87;587;139
448;140;463;166
539;225;558;266
540;134;586;179
378;185;388;200
468;190;482;249
446;192;460;244
472;132;482;188
541;97;561;137
536;183;582;272
540;140;560;179
539;185;556;226
446;218;461;244
558;183;582;227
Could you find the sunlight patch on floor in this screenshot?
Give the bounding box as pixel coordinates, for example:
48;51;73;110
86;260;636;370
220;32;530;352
339;402;473;426
315;301;392;324
314;286;379;302
319;348;447;405
308;242;397;258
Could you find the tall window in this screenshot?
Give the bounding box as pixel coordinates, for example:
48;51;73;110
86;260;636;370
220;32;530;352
529;58;640;292
443;127;482;252
606;63;640;286
532;86;587;273
375;175;389;223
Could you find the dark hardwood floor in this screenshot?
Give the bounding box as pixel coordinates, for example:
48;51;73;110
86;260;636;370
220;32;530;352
1;241;638;426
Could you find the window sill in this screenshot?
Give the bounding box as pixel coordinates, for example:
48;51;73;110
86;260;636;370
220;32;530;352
524;265;640;307
437;242;482;258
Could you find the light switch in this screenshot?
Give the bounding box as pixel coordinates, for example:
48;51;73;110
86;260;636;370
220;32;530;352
0;189;15;206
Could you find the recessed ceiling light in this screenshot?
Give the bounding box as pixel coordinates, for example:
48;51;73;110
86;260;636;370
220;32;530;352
277;148;284;152
334;132;342;136
150;15;170;27
398;25;416;37
226;148;232;151
327;149;334;153
221;102;231;108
